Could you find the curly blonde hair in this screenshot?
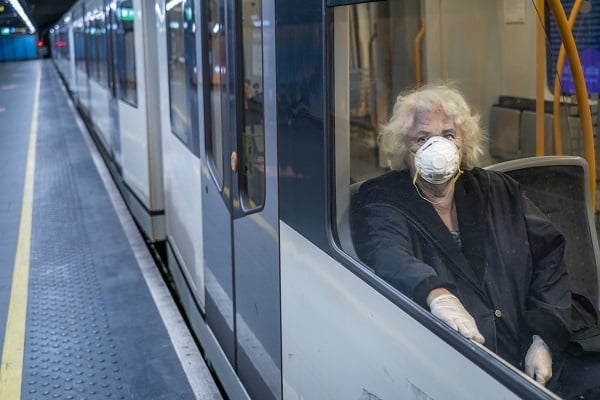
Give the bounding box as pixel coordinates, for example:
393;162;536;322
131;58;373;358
379;85;484;171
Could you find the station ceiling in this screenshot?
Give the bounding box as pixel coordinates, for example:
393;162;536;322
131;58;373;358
0;0;77;38
28;0;78;35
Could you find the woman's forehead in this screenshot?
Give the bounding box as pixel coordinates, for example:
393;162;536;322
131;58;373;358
413;108;454;128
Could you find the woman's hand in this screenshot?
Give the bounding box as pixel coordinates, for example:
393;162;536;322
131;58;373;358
428;291;485;344
525;335;552;385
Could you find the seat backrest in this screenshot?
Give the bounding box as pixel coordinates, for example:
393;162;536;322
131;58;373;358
489;106;521;159
337;180;364;260
486;156;600;307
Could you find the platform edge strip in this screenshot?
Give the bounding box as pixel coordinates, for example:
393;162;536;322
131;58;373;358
0;67;40;400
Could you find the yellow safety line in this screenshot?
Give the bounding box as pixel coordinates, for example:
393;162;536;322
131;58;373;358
0;67;40;399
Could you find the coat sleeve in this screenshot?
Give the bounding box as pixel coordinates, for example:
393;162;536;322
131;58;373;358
522;193;572;351
352;201;455;307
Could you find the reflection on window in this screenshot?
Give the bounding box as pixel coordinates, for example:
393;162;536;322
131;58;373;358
87;6;108;88
98;13;108;88
334;1;419;184
547;0;600;95
167;0;199;155
332;3;593;399
84;12;95;80
115;0;137;107
240;0;265;209
206;0;225;185
74;16;86;73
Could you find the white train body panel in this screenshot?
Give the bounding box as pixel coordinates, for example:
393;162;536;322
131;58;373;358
155;0;205;309
115;0;165;241
119;0;150;205
280;222;529;400
88;79;112;150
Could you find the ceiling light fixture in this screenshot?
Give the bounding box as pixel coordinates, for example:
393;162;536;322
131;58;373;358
7;0;36;34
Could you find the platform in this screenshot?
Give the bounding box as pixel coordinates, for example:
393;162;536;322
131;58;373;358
0;59;222;399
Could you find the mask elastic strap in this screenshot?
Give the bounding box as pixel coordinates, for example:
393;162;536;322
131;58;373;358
412;166;463;205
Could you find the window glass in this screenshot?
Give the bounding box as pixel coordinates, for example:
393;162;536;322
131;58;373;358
333;1;416;186
548;0;600;95
74;16;85;73
85;12;96;80
546;0;600;158
332;2;597;397
240;0;265;209
115;0;137;106
206;0;226;185
97;11;109;88
167;0;199;154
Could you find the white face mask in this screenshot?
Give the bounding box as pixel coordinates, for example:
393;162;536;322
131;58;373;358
413;136;460;184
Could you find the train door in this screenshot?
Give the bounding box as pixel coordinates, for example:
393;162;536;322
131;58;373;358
200;0;281;397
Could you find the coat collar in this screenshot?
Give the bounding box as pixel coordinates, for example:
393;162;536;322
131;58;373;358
389;170;489;291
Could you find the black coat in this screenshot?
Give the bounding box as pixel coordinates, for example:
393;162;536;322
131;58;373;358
351;168;572;367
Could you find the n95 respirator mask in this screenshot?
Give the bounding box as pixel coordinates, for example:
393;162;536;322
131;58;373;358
413;136;460;184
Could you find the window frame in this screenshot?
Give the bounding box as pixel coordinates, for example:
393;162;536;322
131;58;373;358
166;0;200;155
114;0;138;108
236;0;266;213
324;3;560;399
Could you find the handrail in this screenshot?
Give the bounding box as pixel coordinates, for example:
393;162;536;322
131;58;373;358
552;0;583;155
535;0;545;156
414;18;425;88
547;0;596;210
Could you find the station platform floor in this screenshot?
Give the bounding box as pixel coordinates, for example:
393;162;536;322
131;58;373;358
0;59;223;399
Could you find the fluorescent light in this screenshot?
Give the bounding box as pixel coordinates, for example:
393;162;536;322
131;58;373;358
166;0;184;12
8;0;35;34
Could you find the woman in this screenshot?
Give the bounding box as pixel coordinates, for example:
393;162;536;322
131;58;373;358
351;85;596;397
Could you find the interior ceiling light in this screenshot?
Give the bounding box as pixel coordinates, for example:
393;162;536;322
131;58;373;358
8;0;36;34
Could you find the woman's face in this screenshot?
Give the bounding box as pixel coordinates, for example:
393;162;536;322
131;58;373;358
405;108;463;171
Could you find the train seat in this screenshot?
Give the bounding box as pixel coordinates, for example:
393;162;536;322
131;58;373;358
489;106;521;159
338;180;364;261
486;156;600;307
489;102;573;161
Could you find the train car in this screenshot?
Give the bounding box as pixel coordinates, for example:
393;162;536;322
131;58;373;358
50;0;600;399
53;0;166;242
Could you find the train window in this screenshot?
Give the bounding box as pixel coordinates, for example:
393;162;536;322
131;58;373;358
331;2;599;397
167;0;200;155
98;11;109;88
86;9;108;87
206;0;226;185
239;0;265;209
332;1;418;260
74;19;86;74
115;0;138;107
85;12;96;81
547;0;600;98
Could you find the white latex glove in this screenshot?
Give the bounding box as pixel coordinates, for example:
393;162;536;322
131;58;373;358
525;335;552;385
428;294;485;344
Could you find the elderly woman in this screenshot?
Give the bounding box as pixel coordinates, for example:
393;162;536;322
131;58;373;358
351;85;599;397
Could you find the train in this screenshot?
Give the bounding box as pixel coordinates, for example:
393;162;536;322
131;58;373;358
49;0;600;399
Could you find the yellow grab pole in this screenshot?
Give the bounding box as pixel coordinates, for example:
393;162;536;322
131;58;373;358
415;18;425;88
552;0;583;155
548;0;596;211
536;0;545;156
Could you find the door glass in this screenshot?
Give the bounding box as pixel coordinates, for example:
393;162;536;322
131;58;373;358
167;0;199;154
206;0;226;186
115;0;137;107
240;0;265;209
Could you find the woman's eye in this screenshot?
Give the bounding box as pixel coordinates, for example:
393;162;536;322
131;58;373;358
416;137;427;143
444;132;456;140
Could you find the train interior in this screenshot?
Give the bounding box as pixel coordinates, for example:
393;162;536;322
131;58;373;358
333;0;600;307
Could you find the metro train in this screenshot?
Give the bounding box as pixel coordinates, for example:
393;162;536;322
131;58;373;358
49;0;600;399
